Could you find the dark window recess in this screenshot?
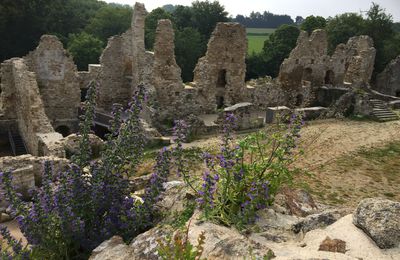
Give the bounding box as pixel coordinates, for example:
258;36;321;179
324;70;334;85
55;125;71;137
217;69;227;88
216;96;224;109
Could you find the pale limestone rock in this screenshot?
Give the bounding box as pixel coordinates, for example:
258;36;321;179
353;198;400;249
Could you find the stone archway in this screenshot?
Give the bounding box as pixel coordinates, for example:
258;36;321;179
55;125;71;137
324;70;335;85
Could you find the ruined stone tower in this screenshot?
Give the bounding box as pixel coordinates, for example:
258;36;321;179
152;19;185;121
193;23;247;112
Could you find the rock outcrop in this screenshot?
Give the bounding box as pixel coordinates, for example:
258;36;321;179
353;198;400;249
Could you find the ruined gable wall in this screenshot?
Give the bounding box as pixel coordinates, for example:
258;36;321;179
96;2;151;112
342;36;375;84
375;55;400;96
132;2;147;90
4;58;64;156
97;30;133;111
278;30;330;89
278;30;376;101
24;35;80;132
193;23;247;113
152;19;185;121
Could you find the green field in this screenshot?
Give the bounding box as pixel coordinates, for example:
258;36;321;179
246;28;276;54
246;28;276;34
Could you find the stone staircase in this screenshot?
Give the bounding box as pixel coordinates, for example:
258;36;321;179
8;129;28;155
370;99;399;122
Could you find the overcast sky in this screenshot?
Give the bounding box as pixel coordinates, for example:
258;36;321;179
104;0;400;22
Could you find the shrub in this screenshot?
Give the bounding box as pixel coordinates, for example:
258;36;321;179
0;83;170;259
176;113;303;228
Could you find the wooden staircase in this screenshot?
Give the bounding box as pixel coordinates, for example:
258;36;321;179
370;99;399;122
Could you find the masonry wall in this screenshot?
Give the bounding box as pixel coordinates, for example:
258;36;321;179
24;35;80;133
97;30;133;111
1;58;64;156
375;55;400;97
193;23;248;113
277;30;375;106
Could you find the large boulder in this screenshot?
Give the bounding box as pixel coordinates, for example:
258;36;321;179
353;198;400;249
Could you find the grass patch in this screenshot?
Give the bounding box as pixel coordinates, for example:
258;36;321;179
299;141;400;207
246;28;276;34
247;35;268;54
246;28;275;54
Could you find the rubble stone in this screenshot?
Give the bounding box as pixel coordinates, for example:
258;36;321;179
353;198;400;249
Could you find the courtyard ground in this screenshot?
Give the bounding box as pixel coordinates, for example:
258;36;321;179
183;118;400;207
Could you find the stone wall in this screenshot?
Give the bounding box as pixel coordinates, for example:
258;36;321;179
24;35;80;133
97;30;133;111
375;55;400;97
152;19;186;122
0;155;69;200
193;23;247;113
96;2;153;112
132;2;147;90
0;58;64;157
278;30;376;106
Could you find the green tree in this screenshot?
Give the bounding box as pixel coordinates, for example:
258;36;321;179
191;0;229;38
300;15;327;34
173;5;194;30
175;27;205;82
67;32;104;70
85;4;132;43
325;13;365;53
364;2;395;74
0;0;105;61
145;8;173;50
246;24;300;79
263;24;300;77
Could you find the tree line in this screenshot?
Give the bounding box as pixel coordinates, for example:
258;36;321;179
1;1;399;83
233;11;294;28
0;0;228;82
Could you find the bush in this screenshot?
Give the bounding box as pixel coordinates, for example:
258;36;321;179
175;113;304;228
0;83;170;259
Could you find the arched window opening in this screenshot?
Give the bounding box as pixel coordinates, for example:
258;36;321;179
324;70;335;85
